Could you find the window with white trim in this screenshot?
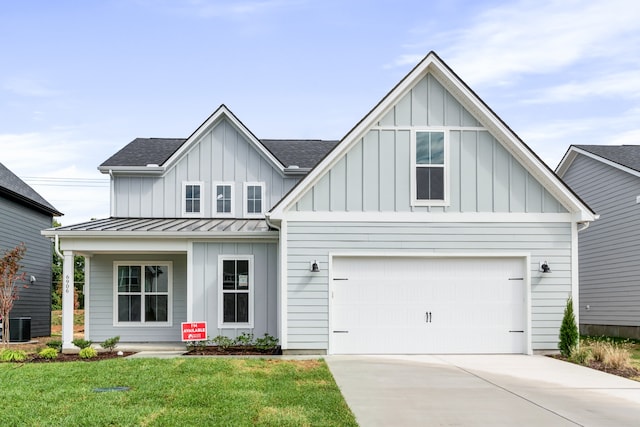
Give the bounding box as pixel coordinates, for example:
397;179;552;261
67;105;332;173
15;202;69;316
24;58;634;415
214;182;234;217
218;256;253;327
244;182;265;217
412;130;448;205
182;182;204;216
115;262;172;325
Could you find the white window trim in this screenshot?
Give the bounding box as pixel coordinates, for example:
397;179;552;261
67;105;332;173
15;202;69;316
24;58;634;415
410;128;450;207
113;261;173;327
243;182;266;218
217;255;254;328
214;181;235;218
182;181;205;217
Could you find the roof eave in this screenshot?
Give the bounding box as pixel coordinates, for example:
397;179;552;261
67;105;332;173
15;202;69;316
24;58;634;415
98;166;166;175
42;229;279;239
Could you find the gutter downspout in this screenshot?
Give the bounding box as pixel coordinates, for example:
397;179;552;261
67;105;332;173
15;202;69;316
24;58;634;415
266;214;287;351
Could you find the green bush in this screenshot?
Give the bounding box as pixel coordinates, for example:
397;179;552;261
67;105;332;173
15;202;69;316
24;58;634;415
558;297;579;358
72;338;92;349
235;332;254;346
46;340;62;351
255;334;279;351
211;335;234;350
38;348;59;360
79;347;97;359
0;349;28;362
101;336;120;353
186;339;208;352
568;345;592;365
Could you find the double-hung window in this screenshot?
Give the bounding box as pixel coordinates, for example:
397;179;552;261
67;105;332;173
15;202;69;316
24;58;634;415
214;182;234;217
115;262;172;326
218;256;253;328
244;182;265;217
412;130;448;205
182;182;204;217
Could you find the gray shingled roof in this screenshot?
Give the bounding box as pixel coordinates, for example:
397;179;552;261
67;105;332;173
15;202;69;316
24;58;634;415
100;138;186;167
100;137;339;169
261;139;338;168
575;145;640;172
0;162;62;216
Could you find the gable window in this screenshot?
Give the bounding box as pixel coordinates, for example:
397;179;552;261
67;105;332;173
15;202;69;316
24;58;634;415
182;182;204;217
114;262;172;326
412;130;448;205
214;182;234;217
244;182;265;217
218;256;253;327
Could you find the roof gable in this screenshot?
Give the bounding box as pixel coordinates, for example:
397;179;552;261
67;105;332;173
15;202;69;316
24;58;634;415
268;51;595;222
557;145;640;179
0;162;62;216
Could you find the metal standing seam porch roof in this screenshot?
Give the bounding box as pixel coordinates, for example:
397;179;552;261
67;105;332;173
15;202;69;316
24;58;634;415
48;217;277;238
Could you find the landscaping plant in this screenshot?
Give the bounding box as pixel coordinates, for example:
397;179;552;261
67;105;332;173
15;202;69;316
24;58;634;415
78;347;97;359
0;243;27;345
72;338;92;349
38;348;58;360
558;297;579;358
100;336;120;352
0;349;27;362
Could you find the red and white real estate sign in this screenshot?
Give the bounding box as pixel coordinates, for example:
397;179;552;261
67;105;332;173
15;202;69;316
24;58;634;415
181;322;207;341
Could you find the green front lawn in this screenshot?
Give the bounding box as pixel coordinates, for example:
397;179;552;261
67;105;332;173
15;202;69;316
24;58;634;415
0;357;357;426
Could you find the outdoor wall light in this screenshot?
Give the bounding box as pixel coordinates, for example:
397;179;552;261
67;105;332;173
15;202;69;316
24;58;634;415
29;275;36;284
540;261;551;273
310;260;320;273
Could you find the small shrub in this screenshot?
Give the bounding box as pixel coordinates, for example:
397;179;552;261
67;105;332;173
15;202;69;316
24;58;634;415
590;341;609;363
605;346;632;370
186;339;208;352
0;349;27;362
235;332;254;347
101;336;120;353
46;340;62;351
558;297;579;358
79;347;98;359
38;348;59;360
211;335;234;350
72;338;93;349
569;345;592;365
255;333;279;351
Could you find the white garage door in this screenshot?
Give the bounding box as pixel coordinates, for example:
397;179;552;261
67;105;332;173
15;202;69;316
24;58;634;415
331;257;526;354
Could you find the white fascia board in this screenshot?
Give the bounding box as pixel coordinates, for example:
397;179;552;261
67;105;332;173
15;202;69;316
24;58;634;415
555;147;578;177
284;211;574;223
47;230;279;239
162;105;286;176
558;146;640;180
97;166;165;175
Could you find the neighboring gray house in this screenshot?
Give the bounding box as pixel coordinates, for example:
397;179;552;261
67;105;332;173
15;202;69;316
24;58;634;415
557;145;640;339
1;162;62;338
45;52;595;354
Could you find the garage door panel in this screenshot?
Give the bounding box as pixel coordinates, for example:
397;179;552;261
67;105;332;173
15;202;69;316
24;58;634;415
331;257;526;354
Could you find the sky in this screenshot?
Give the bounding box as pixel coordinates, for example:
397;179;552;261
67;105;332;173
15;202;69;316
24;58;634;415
1;0;639;226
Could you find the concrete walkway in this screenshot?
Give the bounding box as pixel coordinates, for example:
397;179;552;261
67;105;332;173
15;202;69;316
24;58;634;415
325;355;640;427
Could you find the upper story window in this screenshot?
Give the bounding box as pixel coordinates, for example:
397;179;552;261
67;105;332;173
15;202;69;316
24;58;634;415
182;182;204;217
114;262;172;326
244;182;265;217
412;130;448;206
214;182;235;217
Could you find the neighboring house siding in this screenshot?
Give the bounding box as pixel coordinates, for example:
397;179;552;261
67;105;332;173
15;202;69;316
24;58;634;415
191;242;278;340
286;221;573;351
562;154;640;328
87;253;187;341
0;196;53;337
112;118;298;218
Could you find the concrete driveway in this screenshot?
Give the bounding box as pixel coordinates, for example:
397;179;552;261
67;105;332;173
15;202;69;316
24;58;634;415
326;355;640;427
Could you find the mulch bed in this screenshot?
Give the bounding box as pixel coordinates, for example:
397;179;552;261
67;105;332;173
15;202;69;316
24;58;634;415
185;345;281;356
24;352;136;363
549;355;640;380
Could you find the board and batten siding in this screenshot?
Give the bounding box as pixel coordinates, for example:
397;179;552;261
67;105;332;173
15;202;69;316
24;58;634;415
0;196;53;337
87;253;187;342
191;242;278;340
561;154;640;330
286;221;573;352
293;74;566;214
112;118;299;218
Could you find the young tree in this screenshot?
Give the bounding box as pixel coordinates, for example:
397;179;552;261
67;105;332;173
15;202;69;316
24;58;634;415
558;297;579;358
0;243;27;345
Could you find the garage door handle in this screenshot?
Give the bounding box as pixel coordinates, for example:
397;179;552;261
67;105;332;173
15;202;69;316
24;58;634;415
333;330;349;333
425;312;432;323
509;330;524;333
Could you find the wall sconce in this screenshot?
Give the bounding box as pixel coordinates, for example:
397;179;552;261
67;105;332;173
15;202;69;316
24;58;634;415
539;261;551;273
29;275;36;284
310;260;320;273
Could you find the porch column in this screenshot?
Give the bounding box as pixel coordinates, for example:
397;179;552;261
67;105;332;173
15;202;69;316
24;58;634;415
62;250;75;352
